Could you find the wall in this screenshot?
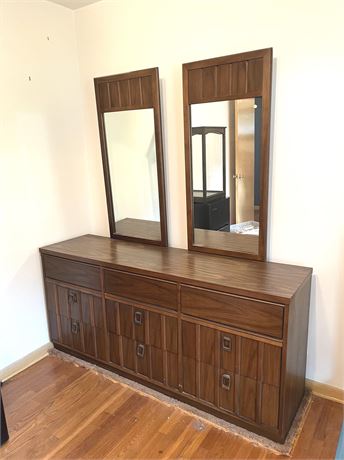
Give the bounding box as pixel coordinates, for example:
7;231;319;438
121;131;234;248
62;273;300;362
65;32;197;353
74;0;344;390
0;1;91;370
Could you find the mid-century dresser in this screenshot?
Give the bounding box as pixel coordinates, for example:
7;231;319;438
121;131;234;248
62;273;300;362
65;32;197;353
40;234;312;443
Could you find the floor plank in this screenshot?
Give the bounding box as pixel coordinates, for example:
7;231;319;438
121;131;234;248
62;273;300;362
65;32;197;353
0;356;342;459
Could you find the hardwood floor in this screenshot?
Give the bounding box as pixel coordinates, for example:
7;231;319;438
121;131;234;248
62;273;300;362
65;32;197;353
0;356;342;459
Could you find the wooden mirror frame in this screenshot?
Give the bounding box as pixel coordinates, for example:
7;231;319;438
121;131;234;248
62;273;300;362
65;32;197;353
183;48;272;261
94;67;168;246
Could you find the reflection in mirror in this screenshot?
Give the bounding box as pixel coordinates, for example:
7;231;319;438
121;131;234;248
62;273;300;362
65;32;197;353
191;98;262;254
104;108;161;241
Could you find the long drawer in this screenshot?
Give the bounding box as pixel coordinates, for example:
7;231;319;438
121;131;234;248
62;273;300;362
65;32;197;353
180;285;284;339
104;269;178;311
43;255;101;291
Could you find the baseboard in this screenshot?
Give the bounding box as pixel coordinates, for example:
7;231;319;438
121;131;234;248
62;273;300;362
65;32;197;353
306;378;344;404
0;342;53;382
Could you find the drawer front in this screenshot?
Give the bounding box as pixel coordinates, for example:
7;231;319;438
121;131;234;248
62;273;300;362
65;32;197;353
180;285;284;339
43;255;101;291
104;269;178;311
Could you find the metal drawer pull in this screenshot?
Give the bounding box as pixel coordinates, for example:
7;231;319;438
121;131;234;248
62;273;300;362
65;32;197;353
136;344;145;358
71;320;80;335
222;336;232;351
134;311;143;325
68;291;78;304
221;373;231;390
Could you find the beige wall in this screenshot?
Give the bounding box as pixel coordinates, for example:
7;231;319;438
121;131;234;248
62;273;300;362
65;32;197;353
0;1;91;369
74;0;344;390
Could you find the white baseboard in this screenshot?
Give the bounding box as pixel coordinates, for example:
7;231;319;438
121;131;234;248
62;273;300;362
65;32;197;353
306;378;344;404
0;342;53;382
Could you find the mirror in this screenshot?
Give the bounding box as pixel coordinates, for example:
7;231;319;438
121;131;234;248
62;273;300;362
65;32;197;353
94;68;167;245
191;98;261;254
104;109;161;240
183;49;272;260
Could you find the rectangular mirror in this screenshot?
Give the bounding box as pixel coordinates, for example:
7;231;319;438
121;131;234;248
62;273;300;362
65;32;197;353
183;48;272;260
191;98;261;255
104;109;161;240
94;68;167;245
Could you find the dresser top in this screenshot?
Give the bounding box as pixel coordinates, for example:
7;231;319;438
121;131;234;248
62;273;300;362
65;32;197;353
40;234;312;304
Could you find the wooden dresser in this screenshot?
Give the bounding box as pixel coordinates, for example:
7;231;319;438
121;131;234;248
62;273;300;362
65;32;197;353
40;234;312;443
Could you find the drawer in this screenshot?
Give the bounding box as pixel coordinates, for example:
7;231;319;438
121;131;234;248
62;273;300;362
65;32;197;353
180;285;284;339
43;255;101;291
104;269;178;311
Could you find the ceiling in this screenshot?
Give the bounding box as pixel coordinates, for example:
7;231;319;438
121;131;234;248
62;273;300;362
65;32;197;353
48;0;103;10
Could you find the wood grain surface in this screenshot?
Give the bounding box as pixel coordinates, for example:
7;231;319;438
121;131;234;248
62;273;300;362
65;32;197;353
1;356;342;460
40;234;312;303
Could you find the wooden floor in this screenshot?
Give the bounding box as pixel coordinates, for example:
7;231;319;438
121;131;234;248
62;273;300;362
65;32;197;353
0;356;342;459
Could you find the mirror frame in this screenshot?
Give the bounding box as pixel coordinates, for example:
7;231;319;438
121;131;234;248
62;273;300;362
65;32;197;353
94;67;168;246
183;48;272;261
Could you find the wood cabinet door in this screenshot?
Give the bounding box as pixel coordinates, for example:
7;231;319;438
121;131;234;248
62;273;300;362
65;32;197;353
219;332;236;413
235;337;281;428
45;281;59;342
106;300;178;387
48;282;106;360
180;320;281;430
56;285;82;352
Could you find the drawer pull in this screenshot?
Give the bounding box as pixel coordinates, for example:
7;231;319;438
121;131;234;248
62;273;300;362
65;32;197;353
134;311;143;325
222;336;232;351
68;291;78;304
71;320;80;335
221;373;231;390
136;344;145;358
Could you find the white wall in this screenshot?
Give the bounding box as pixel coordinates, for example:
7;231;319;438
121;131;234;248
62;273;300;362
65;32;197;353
0;1;91;370
74;0;344;390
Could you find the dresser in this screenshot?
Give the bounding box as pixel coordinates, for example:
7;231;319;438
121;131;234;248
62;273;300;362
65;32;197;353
40;234;312;443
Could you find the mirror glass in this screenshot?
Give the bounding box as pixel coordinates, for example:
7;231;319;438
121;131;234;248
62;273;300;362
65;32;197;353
104;108;161;241
191;97;262;255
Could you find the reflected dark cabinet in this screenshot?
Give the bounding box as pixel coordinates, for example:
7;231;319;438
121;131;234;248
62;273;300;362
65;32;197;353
40;234;312;443
192;127;229;230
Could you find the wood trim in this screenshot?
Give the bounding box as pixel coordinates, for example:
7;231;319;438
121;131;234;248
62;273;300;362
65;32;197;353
0;342;53;382
183;48;272;261
94;67;168;247
306;379;344;404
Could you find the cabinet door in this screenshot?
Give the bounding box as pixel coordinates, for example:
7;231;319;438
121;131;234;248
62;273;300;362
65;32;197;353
199;326;216;405
219;332;236;412
148;311;163;383
181;321;197;396
45;281;59;342
110;301;178;387
235;337;281;428
56;286;82;352
52;283;106;360
165;316;178;389
180;320;281;430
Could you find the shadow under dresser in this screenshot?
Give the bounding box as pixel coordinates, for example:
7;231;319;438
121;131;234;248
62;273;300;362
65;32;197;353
40;234;312;443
